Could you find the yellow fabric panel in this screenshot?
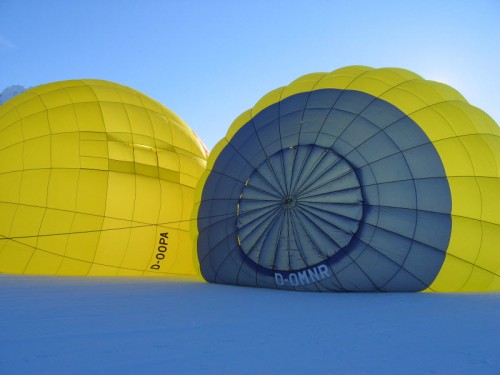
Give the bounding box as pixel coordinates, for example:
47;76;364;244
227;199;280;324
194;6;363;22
433;139;475;177
37;209;75;255
88;263;119;276
0;242;34;273
119;233;154;272
0;143;22;173
76;170;107;216
47;169;79;211
14;95;46;118
105;171;135;220
461;136;498;177
476;221;500;274
447;216;482;265
0;203;17;236
73;102;105;132
134;144;158;169
477;177;500;224
157;149;180;176
47;104;79;133
0;106;21;131
51;133;80;168
10;204;45;239
429;102;479;137
169;119;193;153
22;111;49;140
409;107;457;141
379;87;429;115
127;226;157;270
138;93;164;113
127;105;154;137
134;176;161;223
39;87;73;109
80;139;108;159
91;84;123;103
57;257;92;276
101;101;132;133
0;120;23;151
20;170;50;207
0;172;22;202
448;177;482;220
65;214;104;262
459;267;497;292
65;84;98;103
282;73;327;100
426;253;475;292
24;251;63;275
23;137;50;169
108;140;134;163
150;112;174;145
92;225;130;269
116;268;143;277
167;229;196;275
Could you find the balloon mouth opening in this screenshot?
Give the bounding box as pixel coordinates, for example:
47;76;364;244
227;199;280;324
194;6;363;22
236;144;364;272
282;196;297;208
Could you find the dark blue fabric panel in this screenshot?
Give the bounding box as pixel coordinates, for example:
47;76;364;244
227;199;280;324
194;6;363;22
279;111;303;136
279;92;309;116
377;181;417;209
382;267;427;292
354;246;404;288
306;89;342;110
301;108;332;133
321;109;358;138
360;184;381;206
403;143;447;179
211;146;255;183
225;120;267;168
356;131;400;164
252;98;280;128
414;211;452;250
369;153;414;183
335;90;375;115
374;206;417;239
336;259;378;291
360;97;406;129
385;117;431;150
403;241;446;286
415;178;451;213
340;116;381;149
253;118;281;152
364;227;412;265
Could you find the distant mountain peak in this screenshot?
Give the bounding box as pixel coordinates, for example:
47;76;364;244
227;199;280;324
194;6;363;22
0;85;27;104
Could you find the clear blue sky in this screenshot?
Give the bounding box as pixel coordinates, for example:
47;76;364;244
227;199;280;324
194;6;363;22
1;0;498;149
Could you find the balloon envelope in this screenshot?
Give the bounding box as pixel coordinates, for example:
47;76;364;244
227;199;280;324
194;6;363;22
0;80;207;277
193;66;500;292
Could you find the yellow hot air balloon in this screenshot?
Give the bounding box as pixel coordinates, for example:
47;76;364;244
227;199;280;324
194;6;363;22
0;80;207;277
193;66;500;292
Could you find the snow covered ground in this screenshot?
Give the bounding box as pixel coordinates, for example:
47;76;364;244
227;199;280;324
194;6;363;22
1;275;499;374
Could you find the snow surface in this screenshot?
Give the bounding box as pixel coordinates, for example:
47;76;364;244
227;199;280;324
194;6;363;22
1;275;499;374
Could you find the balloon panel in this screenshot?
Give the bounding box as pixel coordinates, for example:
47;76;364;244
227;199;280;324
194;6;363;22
194;66;500;292
0;80;207;277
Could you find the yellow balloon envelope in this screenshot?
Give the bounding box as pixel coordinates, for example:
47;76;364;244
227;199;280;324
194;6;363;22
193;66;500;292
0;80;208;277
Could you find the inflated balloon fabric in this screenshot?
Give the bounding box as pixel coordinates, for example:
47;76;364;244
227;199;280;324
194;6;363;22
193;66;500;292
0;80;207;276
